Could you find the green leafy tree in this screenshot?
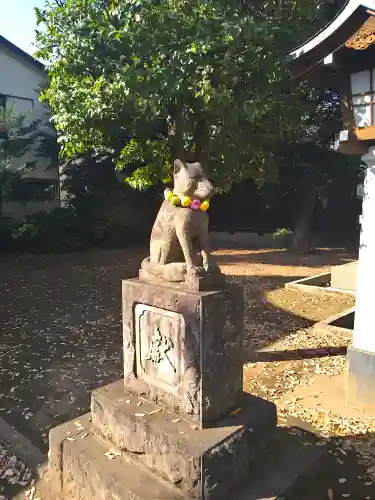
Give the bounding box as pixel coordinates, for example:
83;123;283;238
263;87;362;252
35;0;329;190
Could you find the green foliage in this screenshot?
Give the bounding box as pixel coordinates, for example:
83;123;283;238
272;227;293;249
5;195;154;254
2;150;159;254
60;151;159;244
0;108;41;209
35;0;328;190
8;208;90;253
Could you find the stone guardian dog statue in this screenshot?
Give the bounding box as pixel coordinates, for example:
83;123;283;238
140;159;224;290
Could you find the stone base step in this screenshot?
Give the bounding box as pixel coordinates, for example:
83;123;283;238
91;380;277;499
45;419;375;500
48;422;327;500
55;429;184;500
46;386;329;500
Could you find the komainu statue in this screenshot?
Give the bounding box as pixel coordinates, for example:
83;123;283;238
141;159;224;290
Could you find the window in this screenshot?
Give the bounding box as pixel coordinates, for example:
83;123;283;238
10;179;58;202
350;69;375;128
0;94;34;139
6;96;33;118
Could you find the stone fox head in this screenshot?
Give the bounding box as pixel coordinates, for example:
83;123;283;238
173;159;216;201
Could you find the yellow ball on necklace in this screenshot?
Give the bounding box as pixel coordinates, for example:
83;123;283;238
181;196;192;207
170;195;181;206
164;189;173;201
200;200;210;212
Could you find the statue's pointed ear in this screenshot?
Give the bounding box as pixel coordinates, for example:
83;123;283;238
189;162;202;170
174;159;185;174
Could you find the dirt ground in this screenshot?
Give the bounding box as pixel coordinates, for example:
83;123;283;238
2;246;372;499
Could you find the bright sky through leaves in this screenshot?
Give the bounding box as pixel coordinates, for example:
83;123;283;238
0;0;44;55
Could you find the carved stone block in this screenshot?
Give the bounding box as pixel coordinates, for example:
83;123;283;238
135;305;184;395
91;381;277;500
122;278;244;428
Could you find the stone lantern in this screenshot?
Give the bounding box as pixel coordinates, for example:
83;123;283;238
286;0;375;411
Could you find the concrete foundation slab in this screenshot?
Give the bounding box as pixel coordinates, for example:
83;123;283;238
312;306;354;340
347;345;375;414
285;261;357;298
331;261;358;293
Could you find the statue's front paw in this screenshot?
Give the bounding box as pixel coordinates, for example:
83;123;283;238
186;266;205;279
204;262;222;275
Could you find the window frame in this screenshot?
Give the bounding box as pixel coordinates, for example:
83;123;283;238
9;179;59;203
351;69;375;128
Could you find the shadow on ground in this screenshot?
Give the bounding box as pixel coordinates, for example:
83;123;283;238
2;426;375;500
0;247;354;453
248;346;347;363
242;425;375;500
0;248;368;500
229;272;353;363
281;427;375;500
231;275;311;353
215;248;356;268
0;249;147;451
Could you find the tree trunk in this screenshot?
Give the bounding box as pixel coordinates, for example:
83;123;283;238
168;108;185;161
291;185;317;254
194;119;209;168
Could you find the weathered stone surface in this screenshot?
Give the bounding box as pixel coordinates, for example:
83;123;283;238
52;428;184;500
139;267;225;292
48;413;92;496
122;279;243;427
141;159;224;290
91;380;277;499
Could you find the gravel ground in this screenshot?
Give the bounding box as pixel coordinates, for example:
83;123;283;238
0;248;148;452
0;442;35;500
1;246;367;499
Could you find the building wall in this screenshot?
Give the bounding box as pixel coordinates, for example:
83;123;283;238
2;200;59;219
0;44;59;219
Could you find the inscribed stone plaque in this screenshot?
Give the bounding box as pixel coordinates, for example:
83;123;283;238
135;304;185;395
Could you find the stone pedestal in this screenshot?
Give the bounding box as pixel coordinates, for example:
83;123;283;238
47;278;277;499
122;279;243;427
347;147;375;411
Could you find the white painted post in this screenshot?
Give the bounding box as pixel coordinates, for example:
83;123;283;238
352;146;375;352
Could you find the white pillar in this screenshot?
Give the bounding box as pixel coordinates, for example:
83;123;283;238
353;146;375;352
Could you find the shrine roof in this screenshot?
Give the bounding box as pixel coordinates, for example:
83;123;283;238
286;0;375;78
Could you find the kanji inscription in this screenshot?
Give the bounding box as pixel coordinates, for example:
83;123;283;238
134;304;185;393
145;327;176;373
